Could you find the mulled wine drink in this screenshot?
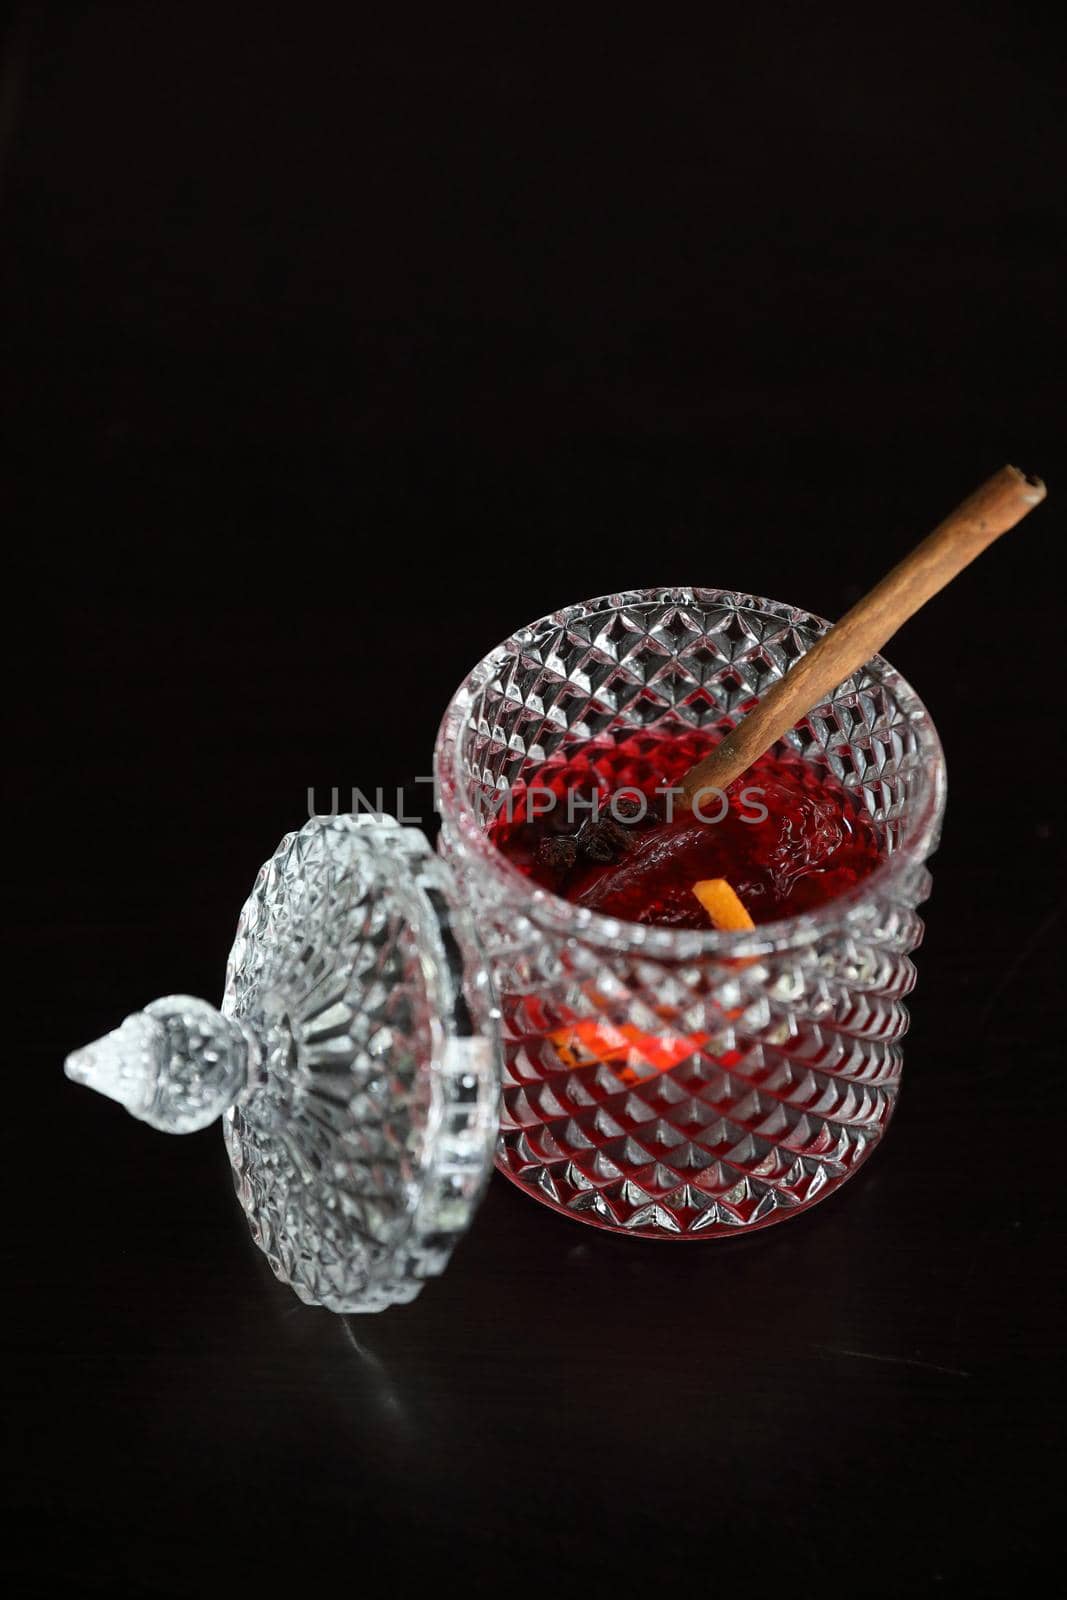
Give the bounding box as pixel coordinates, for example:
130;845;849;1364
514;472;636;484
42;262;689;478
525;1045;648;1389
487;729;884;930
436;588;945;1238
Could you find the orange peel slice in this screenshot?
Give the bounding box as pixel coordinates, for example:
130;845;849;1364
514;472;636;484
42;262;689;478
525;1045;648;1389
692;878;755;932
548;1019;706;1081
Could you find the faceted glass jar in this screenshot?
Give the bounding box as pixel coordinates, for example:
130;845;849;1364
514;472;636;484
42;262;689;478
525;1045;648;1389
435;588;946;1239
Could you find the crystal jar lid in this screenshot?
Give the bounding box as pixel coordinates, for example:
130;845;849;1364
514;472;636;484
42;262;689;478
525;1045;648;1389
65;816;501;1313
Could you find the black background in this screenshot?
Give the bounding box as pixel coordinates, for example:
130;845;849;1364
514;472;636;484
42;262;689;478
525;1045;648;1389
5;4;1065;1596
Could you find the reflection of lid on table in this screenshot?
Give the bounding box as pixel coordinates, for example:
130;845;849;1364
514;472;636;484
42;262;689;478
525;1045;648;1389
65;815;501;1314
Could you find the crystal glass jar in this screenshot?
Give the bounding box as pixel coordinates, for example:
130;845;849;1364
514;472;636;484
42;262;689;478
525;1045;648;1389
435;587;946;1239
66;585;946;1310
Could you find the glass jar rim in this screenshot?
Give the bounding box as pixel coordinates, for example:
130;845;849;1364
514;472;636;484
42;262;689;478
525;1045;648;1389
434;586;948;958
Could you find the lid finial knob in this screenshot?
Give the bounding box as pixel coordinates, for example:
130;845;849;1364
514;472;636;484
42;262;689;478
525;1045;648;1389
65;994;258;1134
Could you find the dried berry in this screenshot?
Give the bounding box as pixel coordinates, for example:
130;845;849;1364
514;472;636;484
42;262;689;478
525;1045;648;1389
537;836;578;870
612;794;660;825
577;816;634;863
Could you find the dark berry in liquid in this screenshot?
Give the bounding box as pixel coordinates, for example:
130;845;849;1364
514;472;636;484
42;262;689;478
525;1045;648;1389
488;729;884;929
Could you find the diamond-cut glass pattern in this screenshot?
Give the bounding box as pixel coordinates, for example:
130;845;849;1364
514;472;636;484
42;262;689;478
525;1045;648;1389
437;588;945;1238
222;817;499;1311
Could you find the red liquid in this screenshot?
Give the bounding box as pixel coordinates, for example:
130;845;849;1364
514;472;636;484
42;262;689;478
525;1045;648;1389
487;729;898;1238
488;728;883;927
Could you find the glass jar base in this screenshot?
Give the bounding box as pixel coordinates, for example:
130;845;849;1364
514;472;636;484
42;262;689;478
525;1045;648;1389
495;1139;884;1240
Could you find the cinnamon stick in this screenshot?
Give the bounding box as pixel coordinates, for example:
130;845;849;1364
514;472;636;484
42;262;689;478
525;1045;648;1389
680;465;1046;806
